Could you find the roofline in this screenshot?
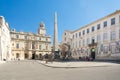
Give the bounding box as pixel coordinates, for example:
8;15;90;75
72;10;120;33
10;31;51;38
64;30;73;33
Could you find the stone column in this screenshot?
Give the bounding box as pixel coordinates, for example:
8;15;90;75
53;12;59;52
52;12;59;59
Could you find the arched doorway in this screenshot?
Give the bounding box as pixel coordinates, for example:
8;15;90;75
32;51;36;59
32;53;35;59
91;48;95;60
24;53;29;59
39;54;42;59
16;53;20;60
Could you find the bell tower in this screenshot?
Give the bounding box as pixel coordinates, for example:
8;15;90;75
38;22;46;36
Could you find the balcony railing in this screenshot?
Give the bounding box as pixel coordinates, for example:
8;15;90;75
88;42;97;47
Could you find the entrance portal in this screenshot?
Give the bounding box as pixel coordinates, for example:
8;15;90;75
16;53;19;58
32;53;35;59
39;54;42;59
32;51;36;59
24;53;29;59
91;48;95;60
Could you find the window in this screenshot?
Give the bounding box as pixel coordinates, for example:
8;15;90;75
83;39;85;46
39;45;41;50
103;46;108;54
87;38;89;45
24;35;27;40
3;29;4;31
76;33;77;38
97;24;100;30
111;18;115;25
65;33;66;35
16;34;19;38
39;37;41;41
92;36;95;44
73;35;74;39
87;28;89;33
111;31;116;40
92;39;95;44
115;42;120;53
79;32;81;37
111;45;116;54
119;16;120;23
92;26;94;32
104;21;107;27
119;30;120;39
83;30;85;35
25;43;27;49
97;34;101;42
79;40;81;47
46;38;48;41
76;41;77;48
103;33;107;41
32;42;35;49
46;45;48;50
16;43;19;49
73;43;74;48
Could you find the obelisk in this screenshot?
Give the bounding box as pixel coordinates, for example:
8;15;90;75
53;12;59;52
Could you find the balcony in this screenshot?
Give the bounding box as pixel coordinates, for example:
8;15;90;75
88;43;97;47
88;39;97;47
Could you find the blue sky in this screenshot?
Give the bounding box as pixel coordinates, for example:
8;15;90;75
0;0;120;43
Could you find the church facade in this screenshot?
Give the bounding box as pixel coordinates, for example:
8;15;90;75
62;10;120;60
11;22;51;60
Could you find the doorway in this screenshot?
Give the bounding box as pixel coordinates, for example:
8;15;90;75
39;54;42;59
32;53;35;59
91;48;95;60
24;53;29;59
32;51;36;59
16;53;19;58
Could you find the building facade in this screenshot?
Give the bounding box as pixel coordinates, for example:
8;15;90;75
0;16;11;61
62;10;120;60
11;22;51;60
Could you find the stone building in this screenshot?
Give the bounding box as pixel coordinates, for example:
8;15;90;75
62;10;120;60
11;22;51;60
0;16;11;61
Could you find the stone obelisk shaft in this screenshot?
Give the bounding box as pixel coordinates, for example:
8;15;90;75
53;12;58;51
